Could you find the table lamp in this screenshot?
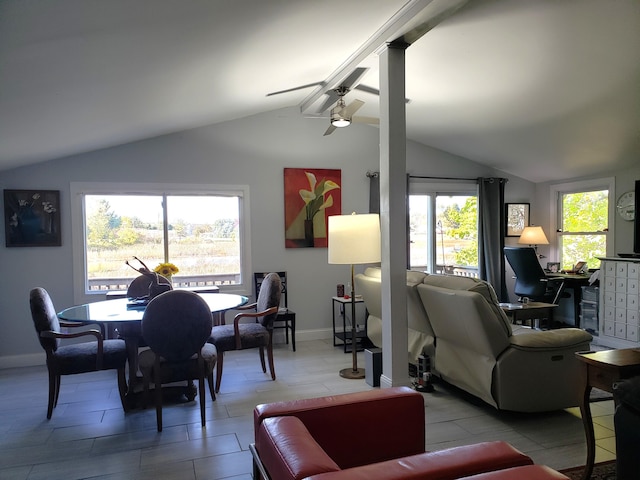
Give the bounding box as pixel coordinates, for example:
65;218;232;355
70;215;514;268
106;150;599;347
328;213;381;379
518;225;549;256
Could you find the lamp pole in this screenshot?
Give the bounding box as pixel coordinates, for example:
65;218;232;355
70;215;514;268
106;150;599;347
340;263;363;378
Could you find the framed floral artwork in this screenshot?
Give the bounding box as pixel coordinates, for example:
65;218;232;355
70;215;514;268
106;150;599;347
4;189;61;247
284;168;341;248
505;202;530;237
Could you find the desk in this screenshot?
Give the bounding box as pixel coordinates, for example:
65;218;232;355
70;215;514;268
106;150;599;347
575;349;640;480
547;273;591;327
57;293;248;402
500;302;558;329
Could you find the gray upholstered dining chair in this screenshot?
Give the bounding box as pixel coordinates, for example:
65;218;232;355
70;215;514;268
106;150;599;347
138;290;217;431
208;272;281;393
29;287;128;419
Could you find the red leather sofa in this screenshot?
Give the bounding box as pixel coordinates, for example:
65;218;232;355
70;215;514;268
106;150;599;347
251;387;569;480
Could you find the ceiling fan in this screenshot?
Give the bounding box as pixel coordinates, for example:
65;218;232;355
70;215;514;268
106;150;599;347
321;86;379;136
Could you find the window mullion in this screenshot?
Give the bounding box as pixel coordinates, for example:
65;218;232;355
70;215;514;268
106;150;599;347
162;194;169;262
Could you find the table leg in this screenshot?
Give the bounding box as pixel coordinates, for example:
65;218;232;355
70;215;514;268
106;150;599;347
578;364;595;480
123;336;141;396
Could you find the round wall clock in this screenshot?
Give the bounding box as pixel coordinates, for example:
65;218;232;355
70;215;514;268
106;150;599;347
616;191;635;221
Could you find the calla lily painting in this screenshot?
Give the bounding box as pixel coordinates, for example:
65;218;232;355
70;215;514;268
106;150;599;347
284;168;341;248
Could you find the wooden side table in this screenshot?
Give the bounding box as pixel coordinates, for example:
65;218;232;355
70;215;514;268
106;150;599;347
499;302;558;329
575;349;640;480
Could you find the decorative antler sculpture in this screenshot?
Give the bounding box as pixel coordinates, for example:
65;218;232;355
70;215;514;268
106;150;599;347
125;256;172;300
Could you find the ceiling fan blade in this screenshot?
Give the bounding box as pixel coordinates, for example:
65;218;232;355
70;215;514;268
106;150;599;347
340;67;369;90
343;99;364;118
354;84;380;96
353;116;379;125
266;81;323;97
354;84;411;103
317;67;370;113
318;92;340;113
323;124;337;136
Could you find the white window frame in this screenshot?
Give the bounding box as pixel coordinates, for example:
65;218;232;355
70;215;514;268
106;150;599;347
70;182;252;305
409;180;478;273
549;177;615;265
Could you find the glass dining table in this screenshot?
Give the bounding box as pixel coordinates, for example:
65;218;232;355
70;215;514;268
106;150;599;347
57;293;248;406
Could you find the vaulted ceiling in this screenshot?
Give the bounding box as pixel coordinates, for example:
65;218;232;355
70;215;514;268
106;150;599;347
1;0;639;182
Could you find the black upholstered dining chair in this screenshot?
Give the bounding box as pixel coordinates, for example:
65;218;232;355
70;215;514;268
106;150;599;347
254;271;296;351
138;290;217;431
209;272;281;393
29;287;128;419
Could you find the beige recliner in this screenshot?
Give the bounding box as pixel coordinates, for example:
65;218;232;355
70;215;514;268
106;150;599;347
417;274;593;412
355;267;434;365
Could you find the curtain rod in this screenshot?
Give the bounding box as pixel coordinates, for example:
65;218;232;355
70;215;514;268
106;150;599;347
409;175;477;182
366;171;507;183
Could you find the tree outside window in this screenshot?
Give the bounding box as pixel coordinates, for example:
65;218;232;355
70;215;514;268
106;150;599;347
559;190;608;269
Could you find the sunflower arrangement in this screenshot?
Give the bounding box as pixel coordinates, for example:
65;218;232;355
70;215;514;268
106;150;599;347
154;262;179;280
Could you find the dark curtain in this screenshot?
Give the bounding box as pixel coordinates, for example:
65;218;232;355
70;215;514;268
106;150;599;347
368;171;380;214
478;177;508;301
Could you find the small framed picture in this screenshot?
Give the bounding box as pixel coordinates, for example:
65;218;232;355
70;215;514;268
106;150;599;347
505;203;530;237
546;262;560;273
4;189;61;247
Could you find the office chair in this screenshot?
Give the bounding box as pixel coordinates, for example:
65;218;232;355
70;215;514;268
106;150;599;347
504;246;565;304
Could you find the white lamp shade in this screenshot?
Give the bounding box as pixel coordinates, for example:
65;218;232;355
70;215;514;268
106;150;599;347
328;213;381;265
518;226;549;245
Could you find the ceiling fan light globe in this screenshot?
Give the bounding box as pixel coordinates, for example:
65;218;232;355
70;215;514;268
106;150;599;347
331;118;351;127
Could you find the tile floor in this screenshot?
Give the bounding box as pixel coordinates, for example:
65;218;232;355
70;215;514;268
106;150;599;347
0;339;616;480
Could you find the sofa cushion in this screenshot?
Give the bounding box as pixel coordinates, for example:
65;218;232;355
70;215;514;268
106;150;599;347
509;327;593;350
460;465;569;479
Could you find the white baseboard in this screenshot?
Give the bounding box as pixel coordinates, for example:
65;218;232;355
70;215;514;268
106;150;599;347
0;352;45;369
1;329;336;369
271;328;332;344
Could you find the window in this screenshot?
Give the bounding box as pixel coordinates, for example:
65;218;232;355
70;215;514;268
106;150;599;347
409;181;478;276
551;178;614;271
71;183;251;302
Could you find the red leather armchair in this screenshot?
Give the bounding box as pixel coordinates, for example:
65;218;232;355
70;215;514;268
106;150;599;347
251;387;569;480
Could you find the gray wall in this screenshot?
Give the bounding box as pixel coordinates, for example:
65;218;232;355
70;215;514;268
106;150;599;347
1;106;528;367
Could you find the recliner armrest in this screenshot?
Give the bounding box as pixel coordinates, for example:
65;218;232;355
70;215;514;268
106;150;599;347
254;387;424;469
255;416;339;480
304;441;534;480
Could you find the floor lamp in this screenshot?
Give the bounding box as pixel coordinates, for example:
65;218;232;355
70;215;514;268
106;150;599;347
328;213;381;379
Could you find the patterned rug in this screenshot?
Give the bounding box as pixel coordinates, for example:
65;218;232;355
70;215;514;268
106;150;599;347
559;460;616;480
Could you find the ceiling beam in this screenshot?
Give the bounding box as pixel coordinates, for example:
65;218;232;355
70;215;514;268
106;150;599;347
299;0;469;113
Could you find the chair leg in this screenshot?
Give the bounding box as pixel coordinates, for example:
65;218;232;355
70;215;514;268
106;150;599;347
153;359;163;432
53;374;61;408
199;374;206;427
215;353;224;393
117;366;128;412
267;344;276;381
290;318;296;352
46;369;56;419
207;372;216;401
259;346;267;373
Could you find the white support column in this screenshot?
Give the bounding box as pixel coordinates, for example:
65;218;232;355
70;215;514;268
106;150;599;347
378;42;410;388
